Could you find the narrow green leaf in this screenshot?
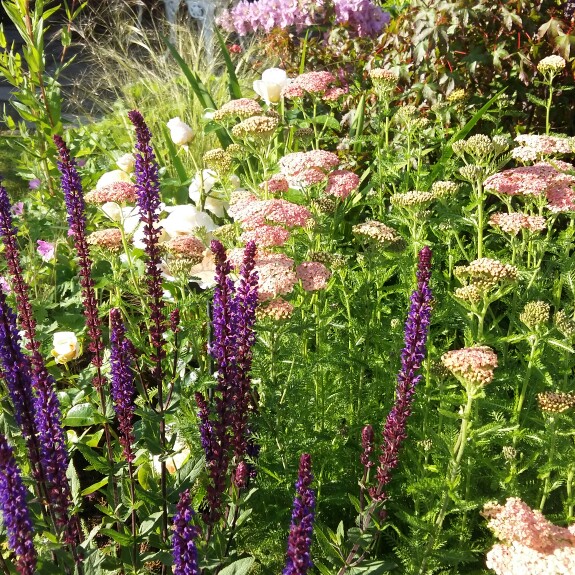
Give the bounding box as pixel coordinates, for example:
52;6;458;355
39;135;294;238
161;125;188;183
81;477;109;497
214;26;242;100
218;557;255;575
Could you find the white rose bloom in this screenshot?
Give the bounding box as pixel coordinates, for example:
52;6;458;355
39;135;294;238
51;331;80;364
162;204;217;238
101;203;140;234
189;249;217;289
116;153;136;173
189;169;228;217
167;117;194;146
132;221;169;250
96;169;131;190
253;68;288;105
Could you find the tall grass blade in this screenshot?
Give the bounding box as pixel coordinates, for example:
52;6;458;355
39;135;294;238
214;26;242;100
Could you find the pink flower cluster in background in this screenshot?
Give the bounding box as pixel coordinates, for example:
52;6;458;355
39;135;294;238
484;498;575;575
219;0;389;38
484;162;575;212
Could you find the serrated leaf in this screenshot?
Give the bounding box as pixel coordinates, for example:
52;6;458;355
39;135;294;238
218;557;255;575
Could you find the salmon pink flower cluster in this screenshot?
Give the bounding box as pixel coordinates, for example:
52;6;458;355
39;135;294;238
484;498;575;575
295;262;331;291
84;181;138;204
488;212;547;235
441;346;498;386
282;71;337;98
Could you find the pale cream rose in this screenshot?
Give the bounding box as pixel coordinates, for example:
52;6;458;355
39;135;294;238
116;153;136;173
101;203;140;234
162;204;217;238
253;68;288;105
189;249;217;289
51;332;80;364
96;169;131;190
189;170;228;218
167;117;194;146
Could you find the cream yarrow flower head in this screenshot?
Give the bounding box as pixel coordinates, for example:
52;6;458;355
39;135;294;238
555;310;575;338
441;345;498;386
391;190;435;209
537;391;575;414
202;148;233;173
431;180;460;199
352;220;404;249
86;229;123;253
537;55;566;76
231;115;279;138
213;98;263;121
520;301;550;330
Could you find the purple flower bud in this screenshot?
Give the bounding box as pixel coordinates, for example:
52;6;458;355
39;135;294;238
374;247;433;500
360;425;375;469
0;435;36;575
172;489;201;575
283;454;315;575
110;309;136;462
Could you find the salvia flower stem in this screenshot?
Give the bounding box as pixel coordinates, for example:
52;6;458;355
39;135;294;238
53;134;119;528
0;180;80;549
338;247;433;575
110;308;138;568
0;434;37;575
283;453;315;575
128;109;169;544
172;490;201;575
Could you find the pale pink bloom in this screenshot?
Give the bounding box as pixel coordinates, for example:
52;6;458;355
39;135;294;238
489;212;547;235
259;175;290;194
287;167;328;188
484;164;562;196
213;98;262;121
11;202;24;216
484;498;575;575
85;181;138;204
37;240;55;262
257;297;294;320
29;178;41;190
514;134;573;156
279;150;340;184
324;170;360;198
303;150;340;171
0;277;11;294
231;198;312;230
323;86;349;102
240;225;291;247
296;261;331;291
86;229;123;251
547;184;575;212
255;253;298;301
441;345;498;386
281;71;336;97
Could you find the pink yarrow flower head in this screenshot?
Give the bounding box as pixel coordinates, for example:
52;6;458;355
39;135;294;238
324;170;360;198
484;162;575;211
279;150;340;187
254;252;298;301
36;240;55;262
513;134;573;159
296;261;331;291
281;71;336;98
84;181;138;204
483;498;575;575
230;197;313;230
260;175;290;195
441;345;498;387
489;212;547;235
213;98;263;122
257;297;294;321
240;225;291;248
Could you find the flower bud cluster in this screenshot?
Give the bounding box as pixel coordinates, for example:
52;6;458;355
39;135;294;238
489;212;547;235
441;346;498;386
86;229;123;252
454;284;482;304
431;180;459;199
537;55;566;76
213;98;263;122
455;258;517;291
537;391;575;414
520;301;550;330
231;115;279;139
391;190;435;209
352;220;404;249
256;297;294;321
555;310;575;338
203;148;233;173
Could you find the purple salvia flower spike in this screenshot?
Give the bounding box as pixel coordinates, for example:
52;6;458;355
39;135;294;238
54;135;106;384
284;453;315;575
127;110;167;372
0;179;78;543
0;434;37;575
110;309;136;462
360;425;375;470
172;489;201;575
374;246;433;500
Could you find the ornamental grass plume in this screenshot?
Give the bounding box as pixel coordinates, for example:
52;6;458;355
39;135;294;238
283;453;315;575
110;309;136;462
373;246;433;499
54;135;106;386
172;489;201;575
0;435;36;575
